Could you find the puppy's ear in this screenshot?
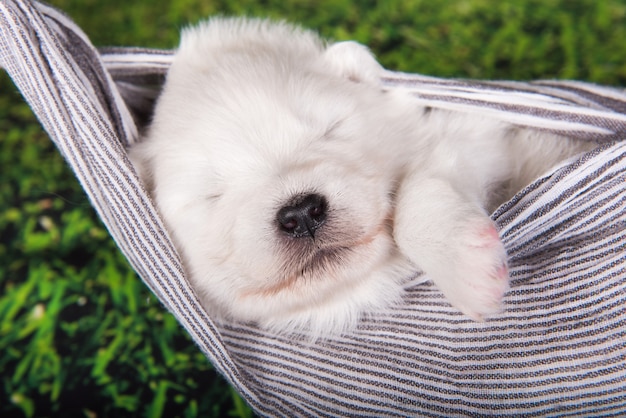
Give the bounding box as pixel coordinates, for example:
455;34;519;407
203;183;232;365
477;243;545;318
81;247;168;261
322;41;384;85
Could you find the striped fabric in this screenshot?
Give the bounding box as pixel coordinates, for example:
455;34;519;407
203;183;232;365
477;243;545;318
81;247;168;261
1;1;625;415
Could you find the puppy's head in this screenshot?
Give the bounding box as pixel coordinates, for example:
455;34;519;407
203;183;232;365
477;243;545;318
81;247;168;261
130;18;418;335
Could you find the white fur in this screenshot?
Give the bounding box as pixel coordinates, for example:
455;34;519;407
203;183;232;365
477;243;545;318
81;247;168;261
129;17;595;337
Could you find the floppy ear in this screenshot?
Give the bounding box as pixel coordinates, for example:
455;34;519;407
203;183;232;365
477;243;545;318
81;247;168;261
322;41;384;85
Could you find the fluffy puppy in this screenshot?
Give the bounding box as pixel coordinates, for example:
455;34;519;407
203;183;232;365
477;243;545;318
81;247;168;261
130;17;594;337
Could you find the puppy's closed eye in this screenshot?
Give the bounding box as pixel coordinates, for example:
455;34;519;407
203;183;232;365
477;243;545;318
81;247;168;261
322;120;343;140
205;193;223;202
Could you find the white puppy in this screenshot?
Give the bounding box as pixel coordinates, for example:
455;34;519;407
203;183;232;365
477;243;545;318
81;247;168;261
130;17;594;337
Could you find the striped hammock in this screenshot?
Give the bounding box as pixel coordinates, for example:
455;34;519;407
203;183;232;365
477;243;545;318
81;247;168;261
1;1;625;415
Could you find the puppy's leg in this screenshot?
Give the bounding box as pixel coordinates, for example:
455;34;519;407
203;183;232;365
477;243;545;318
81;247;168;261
394;176;509;320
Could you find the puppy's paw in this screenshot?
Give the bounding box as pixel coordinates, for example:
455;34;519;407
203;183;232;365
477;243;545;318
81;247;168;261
439;221;509;321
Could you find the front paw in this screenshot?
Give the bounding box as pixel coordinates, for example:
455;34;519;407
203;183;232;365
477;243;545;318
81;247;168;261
435;221;509;320
393;177;510;321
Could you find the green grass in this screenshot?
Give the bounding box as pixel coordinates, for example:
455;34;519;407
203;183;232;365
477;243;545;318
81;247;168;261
1;0;625;416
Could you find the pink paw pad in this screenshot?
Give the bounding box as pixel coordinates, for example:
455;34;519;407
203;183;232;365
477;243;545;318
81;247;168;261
471;224;502;248
486;263;509;299
495;263;508;280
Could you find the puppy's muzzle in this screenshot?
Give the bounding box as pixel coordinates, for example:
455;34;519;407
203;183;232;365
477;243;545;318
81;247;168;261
277;193;327;238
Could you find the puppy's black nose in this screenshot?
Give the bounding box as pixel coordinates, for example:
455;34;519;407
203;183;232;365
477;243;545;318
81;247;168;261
277;193;328;238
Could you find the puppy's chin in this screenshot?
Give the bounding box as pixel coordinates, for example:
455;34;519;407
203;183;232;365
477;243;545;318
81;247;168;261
224;230;414;338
